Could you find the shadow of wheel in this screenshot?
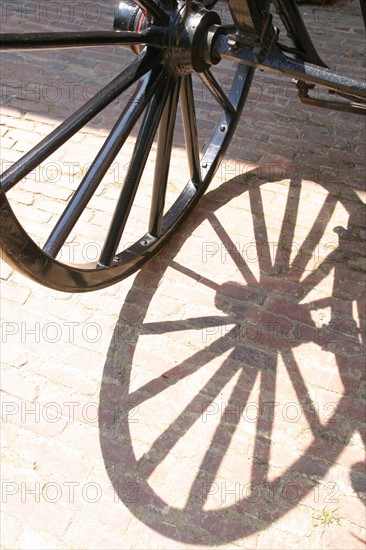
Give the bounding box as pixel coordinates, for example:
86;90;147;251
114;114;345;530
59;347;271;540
99;175;365;545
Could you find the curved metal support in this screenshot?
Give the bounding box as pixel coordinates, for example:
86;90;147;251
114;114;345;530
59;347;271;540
272;0;327;66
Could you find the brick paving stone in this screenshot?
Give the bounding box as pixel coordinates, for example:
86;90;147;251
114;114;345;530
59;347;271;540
79;489;133;534
19;528;70;550
2;395;69;438
317;524;366;550
1;368;40;402
0;343;29;368
64;521;133;550
0;280;31;304
1;0;365;549
1;513;23;550
5;497;72;539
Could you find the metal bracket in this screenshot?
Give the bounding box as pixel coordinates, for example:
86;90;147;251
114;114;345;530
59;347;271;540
295;79;366;115
253;13;279;63
227;13;279;63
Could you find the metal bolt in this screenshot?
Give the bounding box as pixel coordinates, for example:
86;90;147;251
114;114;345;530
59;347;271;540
228;38;238;51
220;125;226;132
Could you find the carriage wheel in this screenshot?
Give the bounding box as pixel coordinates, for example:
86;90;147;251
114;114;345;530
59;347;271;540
0;0;254;292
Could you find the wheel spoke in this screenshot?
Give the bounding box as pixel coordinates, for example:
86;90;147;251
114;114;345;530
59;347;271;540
289;194;337;278
98;71;174;268
249;370;276;486
127;323;231;406
149;77;181;237
0;30;166;50
300;247;340;291
248;187;272;278
185;366;249;510
199;70;236;114
180;75;202;187
0;50;163;192
273;179;301;273
281;349;324;435
134;0;170;25
137;351;242;478
207;212;258;286
43;68;163;258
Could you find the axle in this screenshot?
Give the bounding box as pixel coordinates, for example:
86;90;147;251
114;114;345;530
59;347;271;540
215;33;366;105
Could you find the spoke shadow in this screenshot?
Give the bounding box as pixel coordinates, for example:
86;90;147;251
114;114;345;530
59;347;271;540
99;169;365;544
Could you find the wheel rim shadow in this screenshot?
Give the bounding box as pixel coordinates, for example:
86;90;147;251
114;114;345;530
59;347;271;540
99;172;365;545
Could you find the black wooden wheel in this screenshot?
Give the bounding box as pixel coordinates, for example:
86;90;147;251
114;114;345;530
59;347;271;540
0;0;255;292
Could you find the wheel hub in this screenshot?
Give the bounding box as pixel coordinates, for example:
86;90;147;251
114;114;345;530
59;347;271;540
165;1;222;74
114;0;224;74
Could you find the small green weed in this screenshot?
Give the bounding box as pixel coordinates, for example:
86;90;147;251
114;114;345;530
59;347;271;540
313;507;342;528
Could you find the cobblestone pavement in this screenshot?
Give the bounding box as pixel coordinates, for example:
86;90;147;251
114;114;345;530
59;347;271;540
1;1;365;549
